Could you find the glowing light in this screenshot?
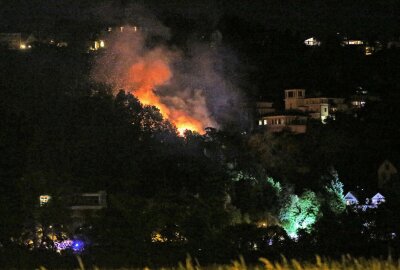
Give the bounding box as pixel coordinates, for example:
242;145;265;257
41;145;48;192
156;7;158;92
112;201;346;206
279;190;321;237
20;44;26;49
54;240;73;251
304;37;321;46
151;232;167;243
100;40;105;48
39;195;51;206
127;57;204;134
72;240;84;252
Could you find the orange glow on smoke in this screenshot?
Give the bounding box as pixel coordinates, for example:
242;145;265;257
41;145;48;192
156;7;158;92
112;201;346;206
127;58;204;135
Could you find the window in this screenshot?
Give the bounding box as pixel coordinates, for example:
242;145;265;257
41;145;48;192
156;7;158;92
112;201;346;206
324;108;327;112
39;195;51;206
264;120;267;125
288;91;294;98
298;91;303;97
259;120;263;126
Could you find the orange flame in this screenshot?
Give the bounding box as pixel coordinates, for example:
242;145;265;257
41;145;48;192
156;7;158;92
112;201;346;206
126;56;204;135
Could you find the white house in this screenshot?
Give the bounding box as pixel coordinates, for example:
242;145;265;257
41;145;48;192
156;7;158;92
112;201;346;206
344;192;359;205
371;193;385;205
344;191;385;210
304;37;321;46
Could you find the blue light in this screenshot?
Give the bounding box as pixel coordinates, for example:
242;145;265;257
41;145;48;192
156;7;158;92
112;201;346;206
72;240;84;252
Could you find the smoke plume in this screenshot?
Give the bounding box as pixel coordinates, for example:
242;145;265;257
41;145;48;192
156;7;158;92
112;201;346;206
91;6;241;134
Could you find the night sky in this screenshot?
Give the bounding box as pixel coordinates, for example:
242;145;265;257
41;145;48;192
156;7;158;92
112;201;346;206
1;0;399;37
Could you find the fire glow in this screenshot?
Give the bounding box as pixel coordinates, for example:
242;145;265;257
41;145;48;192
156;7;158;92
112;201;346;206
126;57;204;135
91;26;224;135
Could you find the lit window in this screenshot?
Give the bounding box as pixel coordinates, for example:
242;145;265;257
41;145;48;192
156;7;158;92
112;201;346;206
39;195;51;206
258;120;262;126
264;120;267;125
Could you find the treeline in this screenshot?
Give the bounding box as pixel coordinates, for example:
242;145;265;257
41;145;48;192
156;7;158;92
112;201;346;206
2;38;400;269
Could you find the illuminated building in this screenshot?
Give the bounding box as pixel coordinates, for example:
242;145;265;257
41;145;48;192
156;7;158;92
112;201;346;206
344;191;386;210
258;114;307;134
304;37;321;46
0;33;35;50
344;192;359;205
284;89;347;122
39;195;51;206
89;40;106;51
341;38;364;46
257;89;351;133
371;193;385;205
350;87;380;110
365;45;374;56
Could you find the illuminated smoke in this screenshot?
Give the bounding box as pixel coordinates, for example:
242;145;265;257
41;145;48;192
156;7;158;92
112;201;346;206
91;11;241;134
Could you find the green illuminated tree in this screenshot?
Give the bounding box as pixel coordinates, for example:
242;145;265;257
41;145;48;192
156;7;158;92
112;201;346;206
324;170;346;215
279;190;321;237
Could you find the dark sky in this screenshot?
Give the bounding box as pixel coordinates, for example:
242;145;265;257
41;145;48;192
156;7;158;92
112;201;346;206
0;0;399;37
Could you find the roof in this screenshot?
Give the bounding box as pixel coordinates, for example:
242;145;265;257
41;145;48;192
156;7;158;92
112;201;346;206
261;110;309;117
371;193;385;200
344;192;359;202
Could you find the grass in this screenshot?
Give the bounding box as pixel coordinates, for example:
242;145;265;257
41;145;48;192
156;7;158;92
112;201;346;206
38;255;400;270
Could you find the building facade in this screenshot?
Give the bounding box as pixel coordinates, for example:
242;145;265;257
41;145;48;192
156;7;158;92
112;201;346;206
258;114;307;134
284;89;347;122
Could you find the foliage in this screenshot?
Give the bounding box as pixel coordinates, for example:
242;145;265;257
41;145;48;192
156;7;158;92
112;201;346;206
266;177;282;194
324;170;346;215
279;190;321;237
248;132;307;184
39;256;400;270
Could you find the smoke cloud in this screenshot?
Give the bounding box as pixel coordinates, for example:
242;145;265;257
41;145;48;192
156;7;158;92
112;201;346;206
91;6;241;134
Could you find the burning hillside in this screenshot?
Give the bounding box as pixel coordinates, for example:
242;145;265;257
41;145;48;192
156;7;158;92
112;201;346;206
91;24;240;134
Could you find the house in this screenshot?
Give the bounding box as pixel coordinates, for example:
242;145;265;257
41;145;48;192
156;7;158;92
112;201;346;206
0;33;22;49
350;87;380;109
38;191;107;231
258;114;307;134
371;193;385;205
69;191;107;211
284;89;347;122
344;191;385;210
344;192;359;205
70;191;107;230
256;101;275;116
377;160;398;188
304;37;321;46
257;89;352;133
341;38;364;46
